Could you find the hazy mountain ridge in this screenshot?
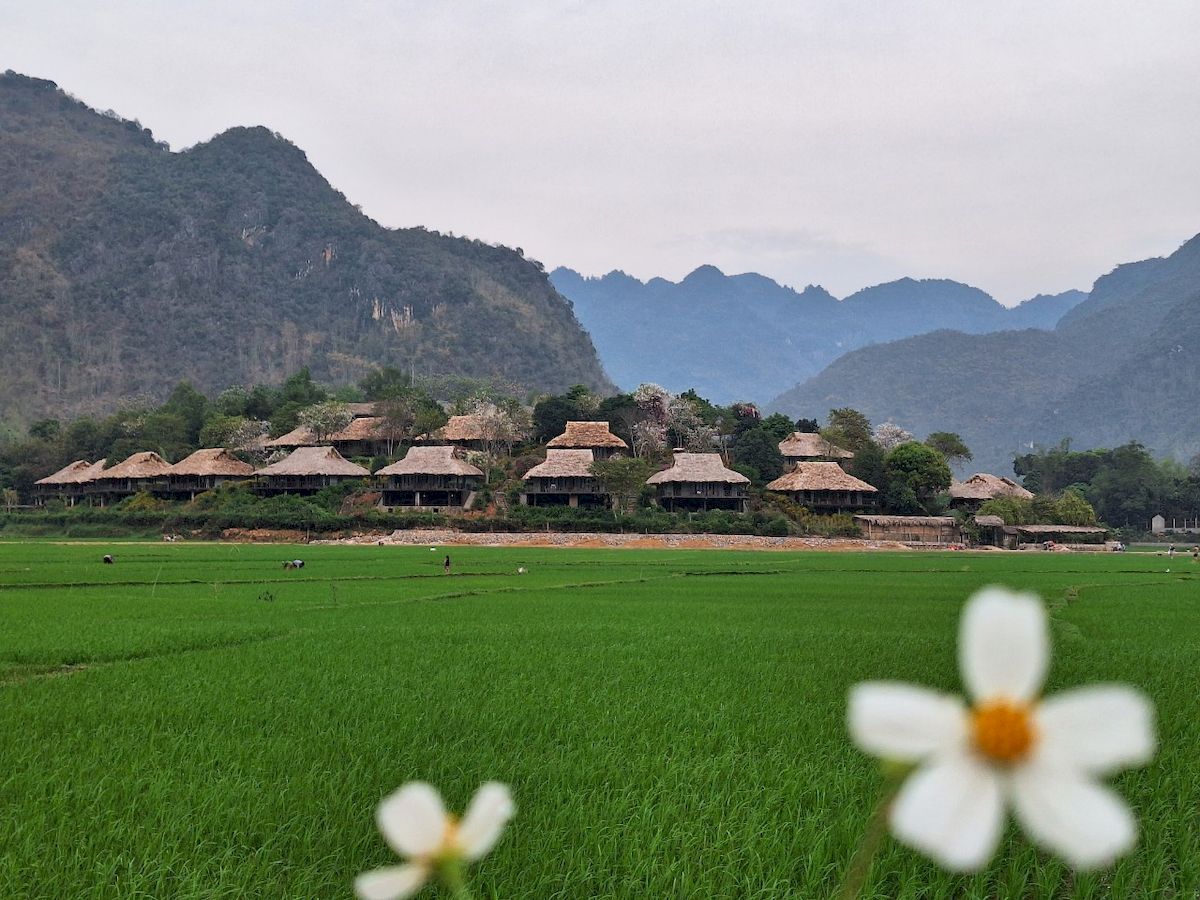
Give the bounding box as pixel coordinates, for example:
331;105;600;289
552;264;1084;403
0;71;611;426
768;235;1200;471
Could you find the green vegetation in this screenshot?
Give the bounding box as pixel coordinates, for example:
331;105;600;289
0;71;610;430
770;234;1200;472
1;543;1197;897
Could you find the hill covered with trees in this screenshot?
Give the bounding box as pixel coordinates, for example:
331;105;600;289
0;71;611;431
551;265;1084;403
769;234;1200;471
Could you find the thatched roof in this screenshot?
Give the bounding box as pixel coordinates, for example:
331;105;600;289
74;459;108;484
97;452;172;480
376;446;483;477
547;421;628;450
430;414;490;443
766;462;878;493
778;432;854;460
854;515;957;527
1013;524;1106;535
35;460;93;486
168;448;255;478
254;446;370;478
523;449;597;479
345;402;378;418
974;515;1006;527
646;452;750;485
265;416;386;448
950;473;1035;502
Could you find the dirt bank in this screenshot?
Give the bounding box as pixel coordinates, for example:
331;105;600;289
320;529;914;552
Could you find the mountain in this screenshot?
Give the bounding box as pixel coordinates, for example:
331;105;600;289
0;72;611;426
551;266;1084;403
768;235;1200;471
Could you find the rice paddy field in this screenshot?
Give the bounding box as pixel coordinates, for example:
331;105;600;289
1;541;1198;899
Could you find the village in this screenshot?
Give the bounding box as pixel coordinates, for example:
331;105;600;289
25;396;1112;550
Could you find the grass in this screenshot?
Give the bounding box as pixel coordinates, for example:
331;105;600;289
1;542;1198;898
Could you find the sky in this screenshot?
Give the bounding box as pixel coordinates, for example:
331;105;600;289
3;1;1199;304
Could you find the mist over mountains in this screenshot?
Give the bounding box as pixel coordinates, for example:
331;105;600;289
0;71;610;427
552;265;1083;403
769;234;1200;471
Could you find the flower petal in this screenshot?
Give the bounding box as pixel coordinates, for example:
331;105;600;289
1035;685;1155;776
959;586;1048;703
376;782;448;859
848;682;967;762
354;864;429;900
458;782;515;861
890;753;1005;871
1011;763;1137;869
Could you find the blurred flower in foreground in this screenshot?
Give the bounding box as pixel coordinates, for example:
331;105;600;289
849;586;1154;871
356;781;514;900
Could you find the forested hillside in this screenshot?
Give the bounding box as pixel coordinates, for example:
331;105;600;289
769;235;1200;471
552;265;1083;402
0;72;611;429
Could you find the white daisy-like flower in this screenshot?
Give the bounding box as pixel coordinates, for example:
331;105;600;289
849;586;1155;872
355;781;514;900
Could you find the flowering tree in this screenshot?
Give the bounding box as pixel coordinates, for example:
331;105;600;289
299;401;353;442
873;421;914;452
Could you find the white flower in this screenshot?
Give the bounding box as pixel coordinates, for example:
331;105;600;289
355;781;514;900
849;586;1154;872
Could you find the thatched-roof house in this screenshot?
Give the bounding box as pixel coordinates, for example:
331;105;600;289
766;462;878;512
167;449;255;499
266;416;388;456
546;421;628;459
71;459;109;498
854;515;961;544
376;446;484;509
646;452;749;512
949;473;1034;509
254;446;370;495
778;432;854;463
94;452;172;497
422;414;490;450
521;449;608;507
33;460;94;505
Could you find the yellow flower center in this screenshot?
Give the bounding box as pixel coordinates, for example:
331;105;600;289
971;699;1036;763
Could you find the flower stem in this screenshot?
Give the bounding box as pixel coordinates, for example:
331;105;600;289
838;769;905;900
440;860;474;900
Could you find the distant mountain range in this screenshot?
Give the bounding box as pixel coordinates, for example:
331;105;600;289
551;265;1084;403
769;234;1200;471
0;71;610;426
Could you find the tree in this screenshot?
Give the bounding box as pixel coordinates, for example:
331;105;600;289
1;487;18;510
926;432;973;466
735;427;786;484
376;395;447;455
591;457;653;516
873;422;914;452
299;401;353;442
760;413;796;442
28;419;61;442
794;418;821;434
359;366;414;401
884;442;952;513
824;408;874;454
532;396;578;444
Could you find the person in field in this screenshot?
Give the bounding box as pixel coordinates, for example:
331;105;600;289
444;554;451;575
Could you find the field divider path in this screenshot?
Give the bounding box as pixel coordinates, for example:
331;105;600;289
0;630;291;687
298;567;785;612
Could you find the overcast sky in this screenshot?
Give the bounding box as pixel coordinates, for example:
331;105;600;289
4;1;1198;303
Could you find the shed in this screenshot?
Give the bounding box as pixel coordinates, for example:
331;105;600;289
33;460;94;505
854;515;961;544
94;452;173;498
949;473;1034;509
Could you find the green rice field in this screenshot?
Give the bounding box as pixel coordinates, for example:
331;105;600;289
1;541;1198;898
